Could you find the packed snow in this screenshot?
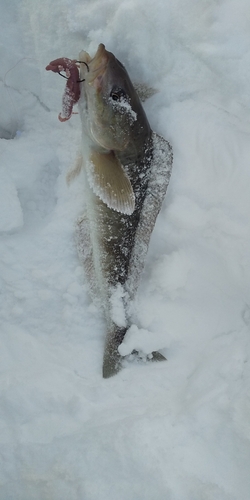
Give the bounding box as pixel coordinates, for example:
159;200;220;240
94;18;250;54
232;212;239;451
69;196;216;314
1;0;250;498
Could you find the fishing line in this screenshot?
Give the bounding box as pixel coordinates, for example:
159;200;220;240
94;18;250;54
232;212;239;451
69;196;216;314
3;57;38;139
3;57;89;138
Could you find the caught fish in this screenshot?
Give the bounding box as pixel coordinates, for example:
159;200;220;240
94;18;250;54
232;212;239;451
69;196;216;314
46;43;173;378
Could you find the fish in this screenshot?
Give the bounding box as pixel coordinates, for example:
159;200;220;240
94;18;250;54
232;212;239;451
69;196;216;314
46;43;173;378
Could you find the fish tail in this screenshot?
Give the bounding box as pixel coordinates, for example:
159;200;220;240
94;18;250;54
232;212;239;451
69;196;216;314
102;325;127;378
102;327;167;378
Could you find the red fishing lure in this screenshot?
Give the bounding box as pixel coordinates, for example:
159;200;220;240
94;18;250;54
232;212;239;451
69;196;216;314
46;58;82;122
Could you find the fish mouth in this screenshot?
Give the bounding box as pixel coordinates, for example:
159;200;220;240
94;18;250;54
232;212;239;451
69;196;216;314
78;44;130;151
80;43;109;90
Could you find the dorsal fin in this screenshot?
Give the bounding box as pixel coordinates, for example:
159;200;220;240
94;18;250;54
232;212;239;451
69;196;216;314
86;151;135;215
133;83;158;102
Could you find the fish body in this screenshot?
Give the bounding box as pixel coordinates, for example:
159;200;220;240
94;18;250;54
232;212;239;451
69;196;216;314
76;44;173;377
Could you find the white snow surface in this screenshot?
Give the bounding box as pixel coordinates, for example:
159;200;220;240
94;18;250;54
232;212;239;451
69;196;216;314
1;0;250;498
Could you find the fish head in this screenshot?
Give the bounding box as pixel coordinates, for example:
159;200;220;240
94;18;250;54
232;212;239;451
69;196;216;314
79;44;151;153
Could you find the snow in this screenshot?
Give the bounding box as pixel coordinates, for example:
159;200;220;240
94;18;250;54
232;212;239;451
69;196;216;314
109;96;137;123
110;284;127;328
1;0;250;498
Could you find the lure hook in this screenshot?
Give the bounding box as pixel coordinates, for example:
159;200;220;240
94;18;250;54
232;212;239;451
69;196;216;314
58;71;85;83
76;61;90;72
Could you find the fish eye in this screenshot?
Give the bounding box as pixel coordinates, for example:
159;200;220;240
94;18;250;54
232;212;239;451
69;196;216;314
110;88;127;102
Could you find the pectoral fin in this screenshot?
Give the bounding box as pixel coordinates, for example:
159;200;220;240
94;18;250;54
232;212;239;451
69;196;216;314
86;151;135;215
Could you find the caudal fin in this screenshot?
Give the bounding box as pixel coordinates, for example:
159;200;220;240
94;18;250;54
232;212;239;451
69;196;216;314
151;351;167;362
102;326;167;378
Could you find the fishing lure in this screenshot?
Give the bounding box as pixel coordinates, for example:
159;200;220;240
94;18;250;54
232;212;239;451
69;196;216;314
46;58;88;121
